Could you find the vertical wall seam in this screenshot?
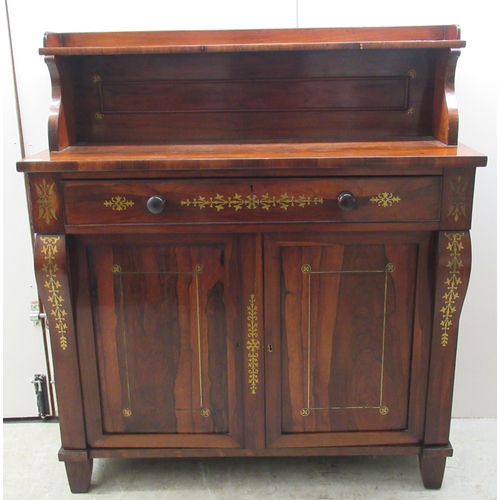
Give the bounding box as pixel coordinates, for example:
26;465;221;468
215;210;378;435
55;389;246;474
4;0;26;158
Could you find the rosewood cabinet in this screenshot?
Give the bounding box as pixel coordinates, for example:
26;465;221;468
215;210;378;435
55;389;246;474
18;26;486;493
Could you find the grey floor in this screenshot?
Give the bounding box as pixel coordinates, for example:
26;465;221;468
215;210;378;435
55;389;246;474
3;419;496;499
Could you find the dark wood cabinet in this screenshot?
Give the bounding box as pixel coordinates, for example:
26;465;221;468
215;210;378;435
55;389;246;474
19;26;486;493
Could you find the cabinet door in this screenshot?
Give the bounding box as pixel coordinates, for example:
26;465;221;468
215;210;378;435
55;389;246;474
74;234;247;449
264;232;432;448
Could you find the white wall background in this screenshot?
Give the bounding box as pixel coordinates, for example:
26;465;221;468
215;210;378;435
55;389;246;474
4;0;496;418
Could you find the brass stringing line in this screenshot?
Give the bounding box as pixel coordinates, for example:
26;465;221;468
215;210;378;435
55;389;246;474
118;272;132;416
302;263;391;414
308;270;386;275
310;406;380;410
379;267;389;407
114;265;206;416
115;270;196;275
307;271;312;410
196;271;204;410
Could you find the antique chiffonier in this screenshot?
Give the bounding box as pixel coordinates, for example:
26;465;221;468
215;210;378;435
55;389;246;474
18;26;486;492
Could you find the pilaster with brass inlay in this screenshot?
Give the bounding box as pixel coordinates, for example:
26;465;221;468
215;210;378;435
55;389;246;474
423;231;471;449
34;234;92;493
240;233;265;449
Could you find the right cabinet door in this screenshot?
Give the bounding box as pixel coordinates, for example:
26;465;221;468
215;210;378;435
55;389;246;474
264;232;433;448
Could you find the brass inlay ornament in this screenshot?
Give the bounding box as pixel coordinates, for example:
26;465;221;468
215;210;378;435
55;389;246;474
40;237;68;350
246;294;260;395
180;193;324;212
440;233;464;347
104;196;135;211
385;263;396;273
122;408;132;418
408;69;417;79
35;179;58;225
201;409;211;417
300;263;393;417
92;75;101;83
370;192;401;207
448;176;468;221
95;112;104;120
407;107;414;116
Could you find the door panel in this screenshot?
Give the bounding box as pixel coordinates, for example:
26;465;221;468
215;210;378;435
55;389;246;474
265;232;431;447
76;235;245;448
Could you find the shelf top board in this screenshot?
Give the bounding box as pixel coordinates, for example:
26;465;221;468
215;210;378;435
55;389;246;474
40;25;465;55
17;141;486;173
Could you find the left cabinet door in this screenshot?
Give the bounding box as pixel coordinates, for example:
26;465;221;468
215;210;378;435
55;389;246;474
73;234;247;449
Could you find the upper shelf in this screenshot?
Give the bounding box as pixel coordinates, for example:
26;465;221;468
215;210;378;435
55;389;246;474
41;25;465;55
41;26;466;152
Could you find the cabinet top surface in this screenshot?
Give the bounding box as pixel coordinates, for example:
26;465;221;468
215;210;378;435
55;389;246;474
41;25;465;55
17;141;486;173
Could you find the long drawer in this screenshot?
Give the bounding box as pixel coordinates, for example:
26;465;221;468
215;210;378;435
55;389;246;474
62;177;441;225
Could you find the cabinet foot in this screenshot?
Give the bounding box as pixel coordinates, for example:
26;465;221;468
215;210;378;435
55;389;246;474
64;459;93;493
419;455;446;489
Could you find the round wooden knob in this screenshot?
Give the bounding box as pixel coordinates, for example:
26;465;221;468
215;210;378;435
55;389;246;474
337;191;356;211
146;195;166;214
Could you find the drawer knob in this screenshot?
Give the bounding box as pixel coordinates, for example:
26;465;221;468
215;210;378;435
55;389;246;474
146;195;166;214
337;191;356;211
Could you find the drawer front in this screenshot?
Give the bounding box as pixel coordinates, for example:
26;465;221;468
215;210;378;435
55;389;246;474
62;177;441;225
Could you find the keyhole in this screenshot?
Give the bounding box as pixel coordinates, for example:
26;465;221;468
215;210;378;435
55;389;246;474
250;185;254;192
268;345;273;352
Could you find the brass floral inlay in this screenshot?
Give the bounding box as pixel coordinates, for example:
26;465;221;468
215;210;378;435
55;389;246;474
104;196;135;211
246;294;260;395
370;192;401;207
440;233;464;347
35;179;58;224
448;176;468;222
40;237;68;350
181;193;324;212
